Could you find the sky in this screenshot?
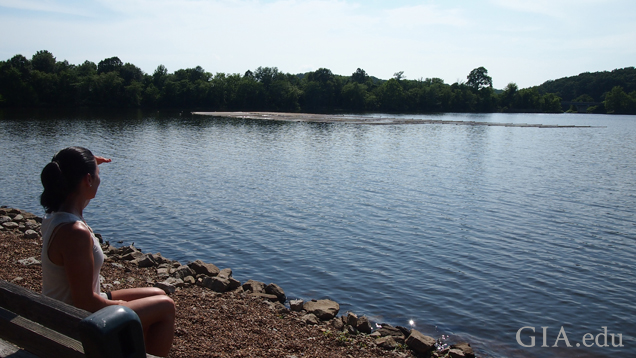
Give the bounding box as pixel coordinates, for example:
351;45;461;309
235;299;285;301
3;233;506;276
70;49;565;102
0;0;634;89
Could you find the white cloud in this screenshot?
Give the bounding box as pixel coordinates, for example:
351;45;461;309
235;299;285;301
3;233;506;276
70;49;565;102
489;0;610;18
0;0;96;17
385;4;467;28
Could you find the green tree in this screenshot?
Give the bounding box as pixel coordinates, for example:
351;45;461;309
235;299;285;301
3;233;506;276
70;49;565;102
31;50;56;73
541;93;563;113
467;67;492;90
351;68;369;84
604;86;634;114
97;56;123;74
341;82;367;111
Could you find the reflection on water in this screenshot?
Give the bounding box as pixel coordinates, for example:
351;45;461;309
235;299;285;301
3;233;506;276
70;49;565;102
1;109;635;358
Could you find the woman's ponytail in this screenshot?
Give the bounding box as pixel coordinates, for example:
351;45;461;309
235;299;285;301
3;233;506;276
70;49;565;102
40;147;96;213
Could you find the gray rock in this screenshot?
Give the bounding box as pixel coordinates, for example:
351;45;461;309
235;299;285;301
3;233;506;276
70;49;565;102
25;221;39;231
183;276;196;285
188;260;220;277
23;229;39;239
136;254;157;268
201;276;230;292
163;277;184;287
450;342;475;358
356;316;373;334
151;253;171;265
449;349;466;358
249;292;279;302
346;325;357;335
289;299;304;312
2;222;19;229
227;277;242;291
0;216;11;224
346;312;358;327
332;316;344;331
301;313;320;325
377;324;404;339
12;214;24;222
303;299;340;320
375;336;398;350
17;257;41;266
120;251;144;261
405;329;436;355
242;279;266;293
154;281;177;294
265;301;288;313
172;265;195;280
218;268;232;278
265;283;286;303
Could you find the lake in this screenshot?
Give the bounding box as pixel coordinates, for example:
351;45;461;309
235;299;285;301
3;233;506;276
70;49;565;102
1;109;635;357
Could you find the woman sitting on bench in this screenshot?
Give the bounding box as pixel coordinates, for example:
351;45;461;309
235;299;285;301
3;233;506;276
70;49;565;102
40;146;175;357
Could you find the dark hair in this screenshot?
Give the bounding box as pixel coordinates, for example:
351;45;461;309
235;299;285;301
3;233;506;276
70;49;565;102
40;146;97;213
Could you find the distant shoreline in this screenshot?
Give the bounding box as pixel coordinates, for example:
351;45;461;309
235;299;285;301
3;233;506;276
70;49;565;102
193;111;603;128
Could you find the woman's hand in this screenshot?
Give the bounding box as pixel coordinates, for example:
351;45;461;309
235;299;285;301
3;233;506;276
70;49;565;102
95;156;112;165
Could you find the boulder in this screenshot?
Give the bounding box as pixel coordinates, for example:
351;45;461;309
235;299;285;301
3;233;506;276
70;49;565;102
265;301;288;314
249;292;279;302
450;342;475;358
227;277;242;291
332;317;344;331
23;230;39;239
154;280;177;294
405;329;436;355
303;299;340;321
172;265;195;280
265;283;286;303
0;216;11;224
151;253;171;265
135;254;157;268
356;316;373;334
188;260;220;277
376;324;404;340
120;251;144;261
218;268;232;278
301;313;320;325
2;222;19;230
289;299;304;312
242;280;266;293
346;325;357;335
449;349;466;358
12;214;24;222
375;336;398;350
201;276;230;292
346;312;358;327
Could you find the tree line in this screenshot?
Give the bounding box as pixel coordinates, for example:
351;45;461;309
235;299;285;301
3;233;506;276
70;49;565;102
1;50;635;114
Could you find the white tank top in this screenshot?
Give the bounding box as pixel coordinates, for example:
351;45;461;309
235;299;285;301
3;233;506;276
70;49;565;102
40;212;105;305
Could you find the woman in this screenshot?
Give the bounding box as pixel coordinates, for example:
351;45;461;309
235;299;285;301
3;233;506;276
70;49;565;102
40;146;175;357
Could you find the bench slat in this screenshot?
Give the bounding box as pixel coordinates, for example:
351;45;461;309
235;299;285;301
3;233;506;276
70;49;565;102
0;281;89;341
0;306;84;358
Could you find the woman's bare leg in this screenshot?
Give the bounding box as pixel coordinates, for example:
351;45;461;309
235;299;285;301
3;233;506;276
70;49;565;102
112;289;175;357
111;287;167;301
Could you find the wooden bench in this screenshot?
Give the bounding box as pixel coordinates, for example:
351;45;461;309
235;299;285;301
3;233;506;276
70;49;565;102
0;280;156;358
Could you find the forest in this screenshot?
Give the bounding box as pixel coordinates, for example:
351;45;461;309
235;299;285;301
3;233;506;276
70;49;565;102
1;50;635;114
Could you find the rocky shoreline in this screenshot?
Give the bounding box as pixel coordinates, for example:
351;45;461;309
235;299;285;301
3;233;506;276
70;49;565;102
1;206;477;358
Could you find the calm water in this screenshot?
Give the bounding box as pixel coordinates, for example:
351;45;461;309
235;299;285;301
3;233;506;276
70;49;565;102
1;109;635;357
